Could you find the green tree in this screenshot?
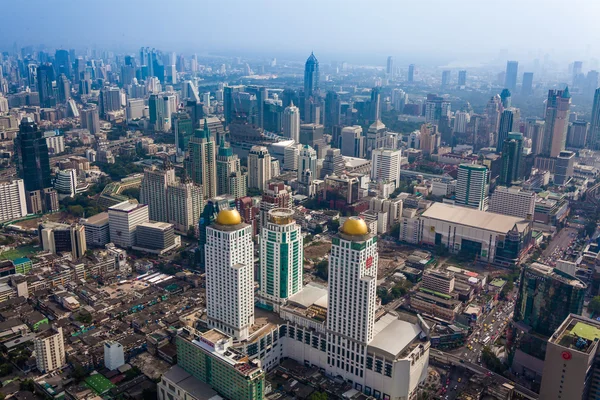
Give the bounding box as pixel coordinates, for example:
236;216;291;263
71;364;89;382
76;312;93;324
122;187;140;201
315;260;328;281
20;379;35;392
313;225;323;234
68;205;85;217
589;296;600;316
309;392;328;400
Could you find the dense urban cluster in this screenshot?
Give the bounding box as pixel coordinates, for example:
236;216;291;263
0;39;600;400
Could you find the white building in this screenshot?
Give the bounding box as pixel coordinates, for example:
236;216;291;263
205;209;254;340
54;169;78;198
108;201;149;248
371;148;402;189
126;98;145;121
455;164;489;211
81;212;110;247
489;186;536;220
167;180;203;234
283;101;300;142
247;146;272;191
259;209;303;311
45;134;65;155
140;164;176;223
297;145;318;181
431;178;456;197
453;111;471;133
104;341;125;370
34;327;66;373
0;179;27;223
340;125;364;158
283;144;300;171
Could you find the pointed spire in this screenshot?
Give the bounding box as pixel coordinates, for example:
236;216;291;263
562;86;571;99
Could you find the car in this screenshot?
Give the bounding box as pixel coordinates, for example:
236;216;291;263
458;378;462;383
454;385;458;390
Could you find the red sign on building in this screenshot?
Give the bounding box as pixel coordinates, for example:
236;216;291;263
366;256;373;269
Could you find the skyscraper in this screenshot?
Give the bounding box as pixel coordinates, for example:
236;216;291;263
542;88;571;157
108;201;149;248
140;163;176;223
589;88;600;150
54;49;71;77
247;146;272;191
297;145;318;182
37;64;56;107
386;56;394;76
340;126;364;158
567;120;589;148
371;148;402;189
166;179;203;235
258;208;303;311
554;150;575;186
441;70;451;87
304;52;319;98
455;164;489;210
57;74;70;103
80;106;100;134
14;118;51;192
324;91;341;131
458;70;467;86
526;118;545;156
0;179;27;223
223;85;245;127
496;108;520;152
499;132;523;186
504;61;518;91
408;64;415;82
282;101;300;142
205;209;254;340
424;94;451;125
485;95;502;137
99;86;122;117
186;121;217;199
216;138;242;196
197;196;236;270
522;72;534;95
34;327;66;373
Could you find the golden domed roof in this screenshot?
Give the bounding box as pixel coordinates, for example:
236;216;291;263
341;217;368;236
216;209;242;225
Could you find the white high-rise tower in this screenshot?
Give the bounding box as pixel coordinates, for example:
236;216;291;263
205;209;254;341
283;101;300;142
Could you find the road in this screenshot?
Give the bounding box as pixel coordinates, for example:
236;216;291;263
541;227;577;259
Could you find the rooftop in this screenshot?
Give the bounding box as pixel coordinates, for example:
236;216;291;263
368;313;423;359
82;212;109;226
551;314;600;355
109;201;146;213
528;262;586;289
162;365;219;400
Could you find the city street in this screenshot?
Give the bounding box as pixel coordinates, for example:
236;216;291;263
541;227;578;261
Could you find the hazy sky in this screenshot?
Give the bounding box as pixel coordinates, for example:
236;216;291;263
3;0;599;64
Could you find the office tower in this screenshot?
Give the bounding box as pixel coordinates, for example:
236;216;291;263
555;150;575;185
419;123;439;156
539;314;600;400
526;119;545;156
167;179;203;234
282;101;300;142
80;106;100;134
585;70;599;97
258;208;303;311
522;72;534;95
54;49;71;77
54;169;78;198
181;80;200;102
299;123;324;148
260;182;293;228
499;132;523;186
140;163;176;222
263;99;284;133
173;112;194;155
70;223;86;259
303;52;319;114
246;85;267;129
186;121;217;199
386;56;394;76
496;108;520;152
567;120;589;148
81;213;110;248
229;171;248;199
37;64;56;107
14;118;51;192
455;164;489;210
247;146;272;191
321;148;345;178
39;222;85;258
573;61;584;87
441;70;451;87
297;145;318;181
424;94;451;125
542;88;571;157
57;74;70;103
340;125;364;158
505;61;518;91
104;341;125;371
453;111;470;133
281;88;298;108
371;148;402;189
391;88;407;113
134;222;177;253
485;95;502;137
283;144;300;171
34;327;66;373
489;186;535;220
108;201;149;248
99;86;122;116
326;217;378;376
589;88;600;150
500;88;512;108
458;70;467;86
126;98;145;121
515;262;585;337
0;179;27;223
197;196;236;270
216;139;241;196
205;209;254;340
408;64;415;82
370;87;381;123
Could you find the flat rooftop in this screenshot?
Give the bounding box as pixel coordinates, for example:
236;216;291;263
82;212;109;226
163;365;221;400
528;262;586;289
551;314;600;355
368;313;423;359
421;202;529;233
109;201;145;212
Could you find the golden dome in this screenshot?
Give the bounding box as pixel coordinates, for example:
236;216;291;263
341;217;368;235
216;209;242;225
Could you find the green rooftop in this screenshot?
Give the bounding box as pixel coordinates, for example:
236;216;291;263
572;322;600;342
490;278;507;288
85;374;116;395
420;287;452;300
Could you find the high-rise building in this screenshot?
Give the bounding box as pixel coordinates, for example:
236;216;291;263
489;186;535;220
505;61;518;91
499;132;523;186
223;85;245;127
282;101;300;142
258;208;303;311
340;126;364;158
297;145;318;182
386;56;394;76
57;73;70;103
104;341;125;371
126;98;145;121
304;52;319;98
539;314;600;400
34;327;66;373
15;118;52;193
419;123;439;156
247;146;272;191
526;118;545;156
496;108;520;152
108;201;149;248
408;64;415;82
216;138;242;196
485;95;502;137
542;88;571;157
186;121;217;199
54;49;71;77
39;222;86;259
37;64;56;107
54;169;78;198
299;123;324;148
81;212;110;248
260;182;293;229
0;179;27;223
99;86;122;116
567;120;589;148
321;148;345;178
371;148;402;189
458;70;467;86
589;88;600;150
424;94;451;125
173;112;194;154
453;111;470;133
514;262;585;337
197;196;236;270
522;72;534;95
80;106;100;134
140;163;176;223
167;179;203;234
283;144;300;171
205;209;254;340
555;150;575;186
441;70;451;87
455;164;489;210
324;91;341;131
500;88;512;108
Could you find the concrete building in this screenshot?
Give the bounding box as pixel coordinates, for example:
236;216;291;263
247;146;272;191
126;98;145;121
186;121;217;200
283;102;300;142
81;212;110;247
216;139;241;196
140;163;176;223
45;133;65;155
0;179;27;223
260;182;293;229
283;144;300;171
555;150;575;186
39;222;87;259
422;270;455;295
489;186;535;220
104;341;125;370
340;126;364;158
258;209;303;311
54;169;78;198
108;201;149;248
455;164;489;211
297;145;318;182
133;222;179;254
542;88;571;158
167;180;203;234
34;326;65;373
205;209;254;340
371;148;402;189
